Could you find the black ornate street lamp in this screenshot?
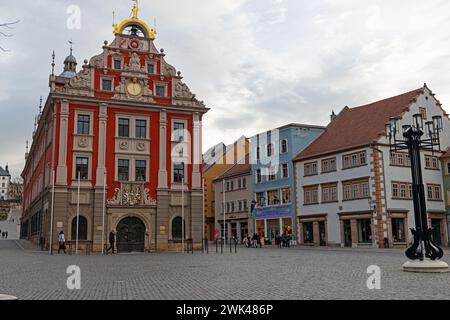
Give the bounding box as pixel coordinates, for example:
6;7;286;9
386;113;447;270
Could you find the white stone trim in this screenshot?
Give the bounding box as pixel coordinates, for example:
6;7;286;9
154;81;168;98
115;155;150;183
100;75;115;92
72;152;93;182
115;113;150;139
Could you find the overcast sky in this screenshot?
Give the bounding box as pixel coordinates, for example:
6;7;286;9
1;0;450;178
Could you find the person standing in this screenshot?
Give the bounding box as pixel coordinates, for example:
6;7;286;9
5;231;8;239
58;231;66;254
107;230;116;254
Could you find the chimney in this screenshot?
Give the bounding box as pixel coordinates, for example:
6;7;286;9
5;164;8;173
330;110;337;122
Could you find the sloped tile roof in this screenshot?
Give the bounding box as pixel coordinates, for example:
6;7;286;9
294;88;424;161
214;154;251;181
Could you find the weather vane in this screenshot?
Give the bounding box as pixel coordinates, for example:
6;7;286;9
131;0;139;18
69;40;74;55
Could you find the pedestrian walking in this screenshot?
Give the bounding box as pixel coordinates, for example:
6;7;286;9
277;234;282;248
5;231;8;239
58;231;66;254
107;230;116;254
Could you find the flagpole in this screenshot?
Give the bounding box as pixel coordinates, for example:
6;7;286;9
101;170;106;255
182;177;185;253
49;169;55;255
76;172;80;255
202;178;205;243
223;179;226;244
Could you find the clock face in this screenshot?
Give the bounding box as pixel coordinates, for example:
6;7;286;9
127;82;142;96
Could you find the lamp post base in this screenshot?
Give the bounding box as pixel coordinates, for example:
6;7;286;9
403;259;449;273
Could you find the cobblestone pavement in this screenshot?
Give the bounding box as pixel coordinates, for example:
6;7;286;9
1;240;450;300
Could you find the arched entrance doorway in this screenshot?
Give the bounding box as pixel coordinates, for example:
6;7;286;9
71;216;88;241
116;217;146;253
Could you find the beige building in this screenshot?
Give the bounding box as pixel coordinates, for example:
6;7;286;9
214;155;252;242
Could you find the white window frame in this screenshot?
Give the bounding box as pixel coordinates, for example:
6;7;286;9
74;110;94;136
280;139;288;154
73;153;93;182
112;55;124;70
146;60;156;74
281;163;289;179
100;76;115;92
154;81;168;98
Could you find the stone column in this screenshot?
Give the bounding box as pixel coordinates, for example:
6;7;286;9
351;219;358;248
158;110;168;189
93;103;108;252
264;219;268;239
237;221;241;242
96;103;108;185
157;110;169;251
227;222;232;242
191;113;201;190
56;100;69;185
279;218;283;235
313;221;320;246
190;191;203;249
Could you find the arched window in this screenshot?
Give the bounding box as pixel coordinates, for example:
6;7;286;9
172;217;185;242
71;216;88;241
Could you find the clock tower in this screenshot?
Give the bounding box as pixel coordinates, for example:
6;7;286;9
21;2;209;253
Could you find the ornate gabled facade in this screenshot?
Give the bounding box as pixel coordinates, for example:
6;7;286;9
21;3;209;252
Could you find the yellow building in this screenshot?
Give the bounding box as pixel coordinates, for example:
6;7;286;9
203;137;249;240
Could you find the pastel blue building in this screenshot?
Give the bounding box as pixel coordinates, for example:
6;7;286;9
250;124;325;243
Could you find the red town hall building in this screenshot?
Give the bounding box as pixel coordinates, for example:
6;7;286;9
21;4;208;252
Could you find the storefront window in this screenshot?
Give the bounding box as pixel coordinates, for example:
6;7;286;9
303;222;314;244
256;220;265;238
283;218;292;235
357;219;372;244
267;219;280;241
392;218;405;243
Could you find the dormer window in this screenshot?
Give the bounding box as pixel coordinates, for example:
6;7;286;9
155;84;166;97
101;78;113;92
147;62;155;74
113;58;122;70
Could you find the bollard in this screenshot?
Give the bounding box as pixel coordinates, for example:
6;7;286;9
215;240;218;253
235;238;237;254
221;240;224;254
206;238;209;254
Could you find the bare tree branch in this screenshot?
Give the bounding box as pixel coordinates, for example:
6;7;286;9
0;31;13;37
0;20;20;29
0;20;19;52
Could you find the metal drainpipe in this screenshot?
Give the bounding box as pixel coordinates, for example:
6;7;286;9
372;145;389;248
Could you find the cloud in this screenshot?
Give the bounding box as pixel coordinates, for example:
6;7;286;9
1;0;450;178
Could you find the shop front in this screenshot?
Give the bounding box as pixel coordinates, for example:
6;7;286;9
218;212;251;243
254;205;295;244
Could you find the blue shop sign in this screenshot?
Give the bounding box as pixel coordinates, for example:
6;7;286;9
255;206;292;219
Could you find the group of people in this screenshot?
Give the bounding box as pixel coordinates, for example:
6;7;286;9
275;234;292;248
0;229;8;239
243;233;292;248
56;230;117;254
243;234;263;248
